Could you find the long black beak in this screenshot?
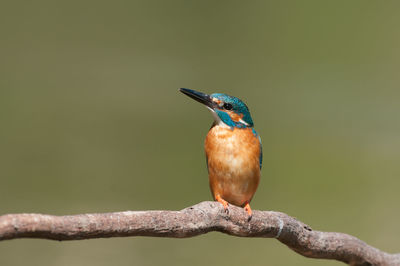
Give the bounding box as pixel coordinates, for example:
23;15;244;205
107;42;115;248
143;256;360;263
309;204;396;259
179;88;215;109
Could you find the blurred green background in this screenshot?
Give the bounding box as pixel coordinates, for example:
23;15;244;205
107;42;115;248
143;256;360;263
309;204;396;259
1;1;399;265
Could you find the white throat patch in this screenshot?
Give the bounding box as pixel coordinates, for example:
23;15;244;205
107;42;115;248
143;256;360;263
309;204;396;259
205;106;231;128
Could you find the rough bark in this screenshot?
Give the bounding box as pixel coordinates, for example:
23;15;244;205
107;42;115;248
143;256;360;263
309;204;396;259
0;201;399;265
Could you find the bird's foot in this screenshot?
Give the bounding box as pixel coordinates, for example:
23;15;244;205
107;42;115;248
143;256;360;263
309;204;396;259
244;202;252;221
215;194;229;214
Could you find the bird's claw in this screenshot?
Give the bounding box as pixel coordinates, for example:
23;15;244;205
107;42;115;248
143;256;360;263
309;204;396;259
215;195;229;214
223;205;229;214
244;202;252;221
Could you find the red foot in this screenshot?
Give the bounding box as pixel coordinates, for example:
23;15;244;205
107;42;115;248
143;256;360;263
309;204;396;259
244;202;252;220
215;194;229;214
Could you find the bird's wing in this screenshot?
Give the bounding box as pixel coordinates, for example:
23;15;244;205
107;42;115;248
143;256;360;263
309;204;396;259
259;136;263;170
252;128;263;170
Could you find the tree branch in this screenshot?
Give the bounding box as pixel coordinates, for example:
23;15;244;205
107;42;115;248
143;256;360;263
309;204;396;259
0;201;398;265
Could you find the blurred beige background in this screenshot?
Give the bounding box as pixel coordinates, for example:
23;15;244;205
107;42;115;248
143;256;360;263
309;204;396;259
1;1;399;265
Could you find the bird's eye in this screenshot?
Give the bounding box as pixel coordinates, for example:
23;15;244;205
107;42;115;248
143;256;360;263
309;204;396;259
223;103;233;110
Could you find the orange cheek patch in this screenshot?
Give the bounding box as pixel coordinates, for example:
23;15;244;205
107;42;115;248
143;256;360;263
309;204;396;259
227;111;243;122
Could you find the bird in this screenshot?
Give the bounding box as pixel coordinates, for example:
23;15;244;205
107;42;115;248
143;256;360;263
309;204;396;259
180;88;262;219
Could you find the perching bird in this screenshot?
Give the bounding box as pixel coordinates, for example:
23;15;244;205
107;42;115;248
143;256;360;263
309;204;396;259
180;88;262;218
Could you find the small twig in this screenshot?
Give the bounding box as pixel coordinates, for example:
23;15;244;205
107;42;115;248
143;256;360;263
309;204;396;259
0;201;399;265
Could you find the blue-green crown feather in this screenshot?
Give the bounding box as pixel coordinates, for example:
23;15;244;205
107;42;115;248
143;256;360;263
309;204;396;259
211;93;254;128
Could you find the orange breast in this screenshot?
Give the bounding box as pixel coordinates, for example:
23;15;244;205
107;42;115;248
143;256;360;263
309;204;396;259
204;125;261;207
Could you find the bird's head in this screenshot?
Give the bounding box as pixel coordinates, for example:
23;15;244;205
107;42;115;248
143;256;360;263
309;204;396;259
180;88;254;128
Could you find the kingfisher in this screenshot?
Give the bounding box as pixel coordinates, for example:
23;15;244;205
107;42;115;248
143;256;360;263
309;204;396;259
180;88;262;219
